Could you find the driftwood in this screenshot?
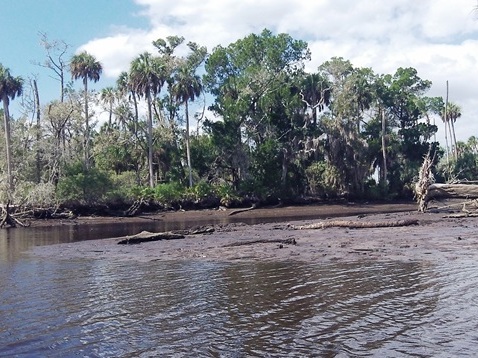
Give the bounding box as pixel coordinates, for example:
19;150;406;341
294;219;419;230
443;213;478;218
173;226;215;235
223;238;297;247
0;202;30;228
415;152;435;212
117;231;185;245
117;226;214;245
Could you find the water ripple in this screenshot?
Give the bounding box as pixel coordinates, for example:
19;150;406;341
2;258;478;356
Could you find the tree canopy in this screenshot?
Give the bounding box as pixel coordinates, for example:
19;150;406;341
0;29;469;212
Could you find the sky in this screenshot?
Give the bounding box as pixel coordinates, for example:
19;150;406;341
2;0;478;146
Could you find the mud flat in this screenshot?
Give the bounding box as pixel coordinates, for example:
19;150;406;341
31;206;478;263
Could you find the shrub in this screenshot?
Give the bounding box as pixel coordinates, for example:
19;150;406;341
57;164;113;205
153;182;184;205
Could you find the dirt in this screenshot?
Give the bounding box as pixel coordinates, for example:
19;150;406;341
30;202;478;263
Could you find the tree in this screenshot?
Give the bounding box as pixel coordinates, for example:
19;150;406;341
0;64;23;193
35;32;70;103
318;58;375;194
376;67;437;195
171;42;207;187
445;102;461;160
100;86;116;129
299;73;331;127
70;51;102;169
204;29;311;192
117;71;139;133
129;52;165;187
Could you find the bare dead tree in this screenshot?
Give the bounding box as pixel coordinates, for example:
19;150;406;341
33;32;70;103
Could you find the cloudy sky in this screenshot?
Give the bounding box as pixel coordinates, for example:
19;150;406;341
2;0;478;144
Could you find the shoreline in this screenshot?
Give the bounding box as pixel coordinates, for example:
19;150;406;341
30;203;478;263
27;202;417;228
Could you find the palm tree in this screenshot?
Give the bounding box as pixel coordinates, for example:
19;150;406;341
100;86;115;129
129;52;165;187
441;101;461;161
299;73;331;126
447;102;461;159
172;64;203;187
0;64;23;192
116;71;139;133
70;51;102;169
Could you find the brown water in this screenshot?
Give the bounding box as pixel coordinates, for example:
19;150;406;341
1;222;478;357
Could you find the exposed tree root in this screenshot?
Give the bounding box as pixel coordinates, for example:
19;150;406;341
0;202;30;228
228;203;258;216
124;199;147;217
294;219;419;230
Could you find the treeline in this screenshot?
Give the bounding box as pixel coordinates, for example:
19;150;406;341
0;29;474;214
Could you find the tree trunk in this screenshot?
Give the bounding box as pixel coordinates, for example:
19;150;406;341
444;80;450;163
447;118;454;160
84;78;90;170
2;96;13;193
185;100;193;187
450;119;458;160
443;117;450;165
381;107;387;187
132;91;139;134
108;100;113;129
33;79;41;183
147;91;154;188
281;147;289;188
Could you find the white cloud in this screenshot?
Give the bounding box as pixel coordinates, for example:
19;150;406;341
78;0;478;144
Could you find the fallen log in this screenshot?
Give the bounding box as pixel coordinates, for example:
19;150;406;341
173;226;215;235
229;203;258;216
223;238;297;247
294;219;419;230
425;183;478;203
117;231;185;245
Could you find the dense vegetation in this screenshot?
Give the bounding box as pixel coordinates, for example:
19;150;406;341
0;29;474;215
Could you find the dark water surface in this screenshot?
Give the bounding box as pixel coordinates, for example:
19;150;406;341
1;222;478;357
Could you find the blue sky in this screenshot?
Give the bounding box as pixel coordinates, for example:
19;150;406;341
0;0;146;103
2;0;478;145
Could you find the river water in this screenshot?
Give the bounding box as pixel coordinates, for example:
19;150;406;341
1;220;478;357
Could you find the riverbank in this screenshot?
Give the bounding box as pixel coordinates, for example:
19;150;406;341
28;201;416;227
30;202;478;263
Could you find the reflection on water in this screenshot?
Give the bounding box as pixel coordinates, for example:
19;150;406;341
2;249;478;356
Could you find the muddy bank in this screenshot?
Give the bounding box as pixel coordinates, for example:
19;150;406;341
28;202;416;228
31;206;478;263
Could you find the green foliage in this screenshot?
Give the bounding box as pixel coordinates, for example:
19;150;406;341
56;163;113;205
188;180;215;200
250;139;282;193
305;162;342;197
108;171;141;203
190;135;218;179
1;29;457;209
436;153;478;183
153;182;184;204
215;183;240;207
